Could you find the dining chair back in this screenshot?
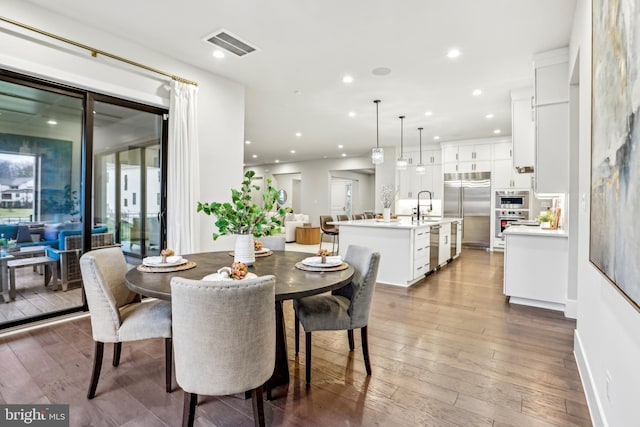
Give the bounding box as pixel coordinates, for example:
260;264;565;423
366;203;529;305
257;235;286;251
79;246;172;399
319;215;339;254
293;244;380;385
171;275;276;427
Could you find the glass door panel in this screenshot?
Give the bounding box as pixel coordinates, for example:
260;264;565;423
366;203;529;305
0;76;84;327
92;100;164;259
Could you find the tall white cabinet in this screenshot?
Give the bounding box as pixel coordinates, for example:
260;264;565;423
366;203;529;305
533;48;569;194
398;148;442;199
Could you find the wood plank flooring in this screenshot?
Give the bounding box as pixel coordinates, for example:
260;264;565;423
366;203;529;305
0;249;592;426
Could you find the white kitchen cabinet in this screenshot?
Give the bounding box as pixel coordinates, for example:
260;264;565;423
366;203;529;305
503;227;568;313
413;227;430;278
533;48;569;194
535;103;569;193
493;158;532;189
438;225;451;266
493;141;513;160
398;147;442;199
442;145;458;163
511;87;535;172
458;143;492;162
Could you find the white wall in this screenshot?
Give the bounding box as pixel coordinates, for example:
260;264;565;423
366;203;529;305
248;156;374;227
1;0;245;252
570;1;640;426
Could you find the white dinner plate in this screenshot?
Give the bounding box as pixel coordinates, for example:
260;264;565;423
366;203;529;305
302;256;342;268
202;272;258;282
142;256;187;267
255;247;271;254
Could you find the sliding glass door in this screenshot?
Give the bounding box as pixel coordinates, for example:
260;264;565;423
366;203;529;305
91;97;167;259
0;70;168;329
0;73;85;327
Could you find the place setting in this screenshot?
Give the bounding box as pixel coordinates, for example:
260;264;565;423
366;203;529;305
137;249;196;273
295;249;350;272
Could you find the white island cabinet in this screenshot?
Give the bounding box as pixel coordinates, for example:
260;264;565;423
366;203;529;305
503;226;568;313
335;218;460;287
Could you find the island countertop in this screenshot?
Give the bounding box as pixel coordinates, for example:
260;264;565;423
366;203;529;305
503;225;568;238
330;217;462;229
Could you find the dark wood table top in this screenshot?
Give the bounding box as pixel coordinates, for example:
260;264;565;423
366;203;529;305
125;251;354;302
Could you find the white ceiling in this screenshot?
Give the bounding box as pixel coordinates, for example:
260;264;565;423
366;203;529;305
25;0;577;166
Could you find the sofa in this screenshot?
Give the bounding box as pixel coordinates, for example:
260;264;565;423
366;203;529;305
284;213;310;242
0;223;60;249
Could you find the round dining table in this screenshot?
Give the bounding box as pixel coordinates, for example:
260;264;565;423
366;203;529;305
125;250;354;394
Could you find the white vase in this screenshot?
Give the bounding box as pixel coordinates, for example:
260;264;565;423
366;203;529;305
234;234;255;266
383;208;391;223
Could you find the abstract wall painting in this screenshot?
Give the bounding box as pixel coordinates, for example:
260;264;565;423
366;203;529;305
591;0;640;310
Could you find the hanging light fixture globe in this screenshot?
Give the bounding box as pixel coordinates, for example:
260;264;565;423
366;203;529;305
396;115;408;170
371;100;384;164
416;127;426;175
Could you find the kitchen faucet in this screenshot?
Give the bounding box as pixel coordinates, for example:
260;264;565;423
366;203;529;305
416;190;433;222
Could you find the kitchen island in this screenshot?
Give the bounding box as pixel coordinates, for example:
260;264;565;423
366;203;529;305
334;218;461;287
503;225;569;314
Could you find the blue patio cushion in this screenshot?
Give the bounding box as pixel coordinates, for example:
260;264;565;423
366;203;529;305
0;224;18;240
47;226;110;261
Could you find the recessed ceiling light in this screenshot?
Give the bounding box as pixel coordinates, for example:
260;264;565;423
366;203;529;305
275;160;280;163
295;132;302;137
472;89;482;96
213;50;225;59
371;67;392;76
493;129;501;134
245;140;251;144
348;111;356;117
47;120;57;125
447;49;461;59
290;150;296;154
425;111;433;116
341;153;347;157
342;75;354;83
434;136;440;140
252;154;257;158
338;144;344;149
485;113;494;119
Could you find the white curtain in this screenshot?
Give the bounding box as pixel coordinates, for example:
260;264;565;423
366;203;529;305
167;80;199;255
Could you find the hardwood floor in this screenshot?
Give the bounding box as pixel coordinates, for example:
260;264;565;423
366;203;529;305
0;249;591;426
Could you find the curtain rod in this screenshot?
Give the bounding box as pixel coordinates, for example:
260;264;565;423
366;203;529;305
0;16;198;86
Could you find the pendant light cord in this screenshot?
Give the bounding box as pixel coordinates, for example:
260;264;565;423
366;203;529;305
374;100;381;148
418;127;423;163
399;116;405;157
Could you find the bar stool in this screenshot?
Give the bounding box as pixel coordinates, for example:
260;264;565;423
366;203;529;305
319;215;339;254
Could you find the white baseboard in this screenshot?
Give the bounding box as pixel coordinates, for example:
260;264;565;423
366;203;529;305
508;296;564;312
565;298;577;319
574;330;606;427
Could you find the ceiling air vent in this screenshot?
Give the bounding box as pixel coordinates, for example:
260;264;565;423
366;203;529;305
203;30;257;56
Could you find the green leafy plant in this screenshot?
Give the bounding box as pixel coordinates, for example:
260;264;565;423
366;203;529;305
197;170;290;239
536;211;553;224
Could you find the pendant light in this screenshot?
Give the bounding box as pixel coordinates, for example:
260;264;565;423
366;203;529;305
396;115;408;170
416;127;426;175
371;99;384;164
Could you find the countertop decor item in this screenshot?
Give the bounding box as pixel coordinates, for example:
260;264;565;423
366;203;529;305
197;170;290;265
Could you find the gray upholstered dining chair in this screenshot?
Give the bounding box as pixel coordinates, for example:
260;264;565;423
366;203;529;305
79;247;172;399
293;245;380;385
171;275;276;427
257;235;286;251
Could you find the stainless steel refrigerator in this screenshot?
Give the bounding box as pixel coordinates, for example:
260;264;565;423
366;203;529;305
443;172;491;248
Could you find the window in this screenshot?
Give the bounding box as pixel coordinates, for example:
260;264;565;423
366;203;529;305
132;192;137;205
124;174;128;191
124;198;128;207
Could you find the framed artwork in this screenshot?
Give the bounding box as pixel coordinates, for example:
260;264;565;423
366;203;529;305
590;0;640;310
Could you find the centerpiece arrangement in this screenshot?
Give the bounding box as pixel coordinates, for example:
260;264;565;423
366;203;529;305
380;185;396;222
197;170;290;265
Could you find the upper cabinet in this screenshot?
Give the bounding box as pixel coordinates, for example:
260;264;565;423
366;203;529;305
533;48;569;194
442;142;492;173
492;141;532;189
510;87;535;173
398;148;442;199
